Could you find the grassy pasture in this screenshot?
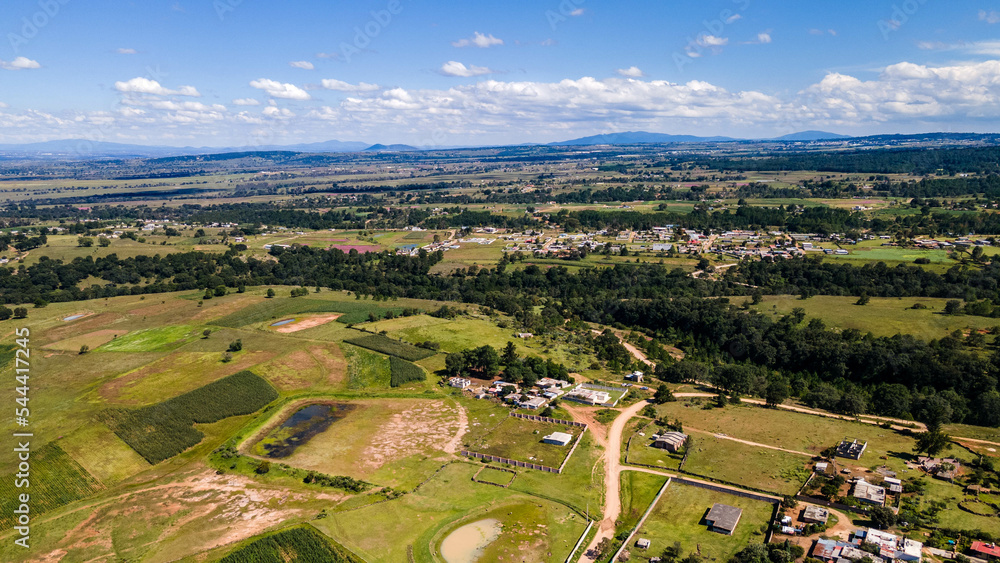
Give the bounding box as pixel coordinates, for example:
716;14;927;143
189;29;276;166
250;398;462;489
745;294;1000;340
467;415;581;468
343;345;391;389
475;466;517;487
631;482;773;563
682;437;810;495
618;471;669;531
317;463;586;563
210;295;406;327
58;424;151;485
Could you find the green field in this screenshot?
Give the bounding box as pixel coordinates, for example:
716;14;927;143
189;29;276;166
317;462;588;562
683;437;810;495
210;295;407;327
631;482;774;563
475;466;517;487
99;325;198;352
343;345;391;389
619;471;669;531
468;415;581;468
389;356;427;387
746;295;1000;340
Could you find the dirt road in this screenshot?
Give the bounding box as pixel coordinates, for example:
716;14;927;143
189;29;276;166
577;400;649;562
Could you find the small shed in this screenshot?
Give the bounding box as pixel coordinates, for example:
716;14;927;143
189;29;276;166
636;538;651;550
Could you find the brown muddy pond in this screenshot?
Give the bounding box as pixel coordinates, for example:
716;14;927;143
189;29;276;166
253;402;355;458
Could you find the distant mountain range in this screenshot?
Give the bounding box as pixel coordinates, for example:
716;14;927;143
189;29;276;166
0;131;993;160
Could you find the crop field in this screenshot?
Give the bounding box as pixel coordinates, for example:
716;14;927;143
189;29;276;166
344;333;437;361
99;325;197;352
389;356;427;387
631;482;774;563
57;424;151;485
102;371;278;463
0;443;103;530
466;415;581;468
317;463;587;563
745;295;1000;340
365;314;524;354
219;525;362;563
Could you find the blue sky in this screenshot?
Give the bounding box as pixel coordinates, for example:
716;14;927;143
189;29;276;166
2;0;1000;146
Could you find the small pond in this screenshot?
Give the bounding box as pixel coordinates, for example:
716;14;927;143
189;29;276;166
270;318;296;327
254;402;355;458
63;314;85;321
440;519;503;563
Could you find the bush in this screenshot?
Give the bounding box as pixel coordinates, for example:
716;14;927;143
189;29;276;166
228;339;243;352
100;371;278;464
389;356;426;387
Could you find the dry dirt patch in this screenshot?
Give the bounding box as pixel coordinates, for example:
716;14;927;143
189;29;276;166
272;313;342;333
43;329;127;352
361;400;463;471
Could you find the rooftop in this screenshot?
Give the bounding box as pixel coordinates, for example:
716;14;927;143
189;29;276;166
706;503;742;532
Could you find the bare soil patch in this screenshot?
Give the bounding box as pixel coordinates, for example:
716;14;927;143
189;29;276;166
361;401;461;471
43;329;127;352
44;312;123;343
272;313;342;333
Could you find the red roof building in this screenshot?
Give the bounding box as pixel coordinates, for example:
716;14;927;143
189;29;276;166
972;541;1000;558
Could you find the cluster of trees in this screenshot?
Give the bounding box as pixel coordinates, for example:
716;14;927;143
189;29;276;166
445;342;570;387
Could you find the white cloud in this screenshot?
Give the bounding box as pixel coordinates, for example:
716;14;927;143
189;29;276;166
233;98;261;106
439;61;495;77
249;79;311;100
316;52;339;59
914;39;1000;56
616;66;644;78
726;13;742;24
290;61;315;70
980;10;1000;24
0;57;41;70
540;38;557;47
116;48;138;55
114;77;201;96
452;32;504;48
696;35;728;47
0;102;7;108
262;106;294;118
744;32;772;45
321;79;380;92
569;8;585;16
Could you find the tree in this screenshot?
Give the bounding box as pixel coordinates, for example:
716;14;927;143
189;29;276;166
593;538;613;559
855;293;870;306
765;376;790;407
203;288;214;300
266;288;276;298
78;237;93;247
869;506;896;530
13;307;27;319
914;431;952;457
653;384;675;404
501;341;518;366
227;339;243;352
944;300;962;315
0;306;11;321
214;285;227;297
79;345;89;355
202;329;212;339
97;237;111;247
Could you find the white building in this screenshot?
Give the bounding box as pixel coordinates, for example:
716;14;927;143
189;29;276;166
449;377;472;389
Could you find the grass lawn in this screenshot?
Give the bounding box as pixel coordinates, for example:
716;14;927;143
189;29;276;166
510;431;604;517
343;345;391;389
316;463;587;563
631;482;773;563
683;437;810;495
468;415;582;468
619;471;669;531
475;466;517;487
746;295;1000;340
